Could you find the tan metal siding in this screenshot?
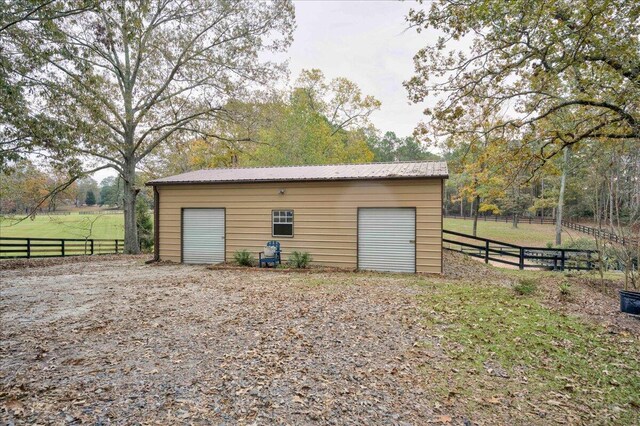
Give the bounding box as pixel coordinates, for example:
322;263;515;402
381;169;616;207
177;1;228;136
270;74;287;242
157;179;443;273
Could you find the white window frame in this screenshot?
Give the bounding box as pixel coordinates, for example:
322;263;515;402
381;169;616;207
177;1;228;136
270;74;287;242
272;210;294;237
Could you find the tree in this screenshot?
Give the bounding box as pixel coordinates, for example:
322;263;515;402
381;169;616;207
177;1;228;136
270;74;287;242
148;70;381;171
1;1;95;172
136;195;153;252
367;131;439;163
555;147;570;245
99;176;123;207
406;0;640;170
242;70;380;166
85;190;96;206
244;94;374;166
295;69;381;135
75;177;98;207
0;160;46;213
5;0;295;253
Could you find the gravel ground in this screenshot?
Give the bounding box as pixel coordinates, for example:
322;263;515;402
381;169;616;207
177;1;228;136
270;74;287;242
1;254;636;425
1;258;438;425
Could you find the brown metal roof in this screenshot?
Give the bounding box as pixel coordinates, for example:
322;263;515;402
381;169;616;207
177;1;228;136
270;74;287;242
146;161;448;185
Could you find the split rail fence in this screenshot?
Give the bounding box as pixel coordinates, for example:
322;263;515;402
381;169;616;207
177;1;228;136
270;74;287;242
445;213;638;246
443;230;598;271
0;237;124;259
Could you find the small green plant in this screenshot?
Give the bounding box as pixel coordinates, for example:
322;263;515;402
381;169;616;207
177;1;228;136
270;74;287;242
234;249;254;266
546;241;554;249
513;278;537;296
288;251;312;268
559;280;572;296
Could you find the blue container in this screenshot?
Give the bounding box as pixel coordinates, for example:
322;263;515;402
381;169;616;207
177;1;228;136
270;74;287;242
620;290;640;315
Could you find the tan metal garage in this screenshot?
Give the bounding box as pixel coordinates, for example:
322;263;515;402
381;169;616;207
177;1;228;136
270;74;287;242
147;161;448;273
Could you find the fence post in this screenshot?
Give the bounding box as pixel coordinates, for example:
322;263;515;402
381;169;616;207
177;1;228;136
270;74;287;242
90;239;94;255
115;239;119;254
61;239;65;257
519;247;524;270
485;240;489;264
560;249;565;271
27;238;31;259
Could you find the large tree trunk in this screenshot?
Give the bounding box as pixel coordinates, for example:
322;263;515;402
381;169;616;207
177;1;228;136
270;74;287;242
540;178;545;218
122;159;140;254
555;147;569;246
472;194;480;237
609;173;615;232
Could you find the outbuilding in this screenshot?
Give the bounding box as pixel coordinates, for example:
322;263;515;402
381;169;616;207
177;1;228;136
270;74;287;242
146;161;448;273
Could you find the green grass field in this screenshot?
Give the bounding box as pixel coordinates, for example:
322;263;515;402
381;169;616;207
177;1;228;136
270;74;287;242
444;218;593;247
0;213;125;240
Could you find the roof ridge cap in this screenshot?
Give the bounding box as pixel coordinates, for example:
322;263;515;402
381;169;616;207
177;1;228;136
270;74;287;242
189;160;445;173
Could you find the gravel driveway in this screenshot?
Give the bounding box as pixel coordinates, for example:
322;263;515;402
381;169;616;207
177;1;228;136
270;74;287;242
1;258;437;424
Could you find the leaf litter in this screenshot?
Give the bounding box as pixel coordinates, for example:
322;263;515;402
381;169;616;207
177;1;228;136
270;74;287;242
1;253;638;425
1;257;437;424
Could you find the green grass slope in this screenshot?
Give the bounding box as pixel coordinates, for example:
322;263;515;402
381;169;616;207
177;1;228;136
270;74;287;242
0;213;125;240
444;218;593;247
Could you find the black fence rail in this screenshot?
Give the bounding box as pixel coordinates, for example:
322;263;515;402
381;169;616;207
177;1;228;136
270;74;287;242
0;211;72;216
443;230;598;271
560;221;638;246
445;213;637;246
445;213;555;225
79;210;124;215
0;237;124;259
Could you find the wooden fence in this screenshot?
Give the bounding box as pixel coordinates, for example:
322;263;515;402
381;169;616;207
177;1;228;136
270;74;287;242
560;221;638;246
445;213;637;246
444;213;555;224
0;237;124;259
443;230;598;271
78;210;124;215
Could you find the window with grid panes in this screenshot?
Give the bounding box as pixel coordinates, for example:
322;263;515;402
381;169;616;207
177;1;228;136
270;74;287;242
272;210;293;237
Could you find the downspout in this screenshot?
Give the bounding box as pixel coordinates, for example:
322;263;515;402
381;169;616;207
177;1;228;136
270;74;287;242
441;178;445;274
153;185;160;261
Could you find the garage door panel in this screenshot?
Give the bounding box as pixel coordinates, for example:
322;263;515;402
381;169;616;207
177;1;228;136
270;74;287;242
182;209;225;264
358;208;415;273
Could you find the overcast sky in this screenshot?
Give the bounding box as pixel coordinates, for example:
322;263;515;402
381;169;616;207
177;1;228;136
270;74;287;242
288;0;431;137
96;1;433;181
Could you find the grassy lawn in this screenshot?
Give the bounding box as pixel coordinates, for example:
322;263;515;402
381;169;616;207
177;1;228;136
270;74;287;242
0;213;125;240
419;283;639;424
444;217;594;247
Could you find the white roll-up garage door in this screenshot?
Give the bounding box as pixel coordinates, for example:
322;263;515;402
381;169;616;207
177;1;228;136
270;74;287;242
182;208;225;264
358;208;416;273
